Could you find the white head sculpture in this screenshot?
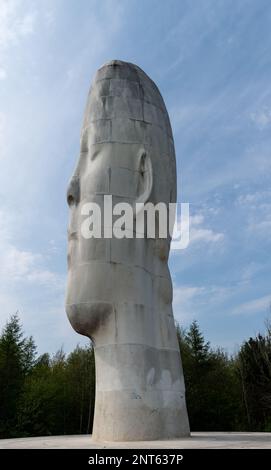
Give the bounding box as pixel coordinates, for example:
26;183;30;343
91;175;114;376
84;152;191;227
66;60;190;441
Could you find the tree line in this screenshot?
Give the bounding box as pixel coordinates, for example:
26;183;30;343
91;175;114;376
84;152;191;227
0;313;270;438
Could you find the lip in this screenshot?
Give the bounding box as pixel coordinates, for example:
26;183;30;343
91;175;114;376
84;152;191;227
68;231;78;241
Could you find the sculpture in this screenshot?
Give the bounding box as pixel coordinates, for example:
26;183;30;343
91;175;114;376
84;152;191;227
66;60;190;441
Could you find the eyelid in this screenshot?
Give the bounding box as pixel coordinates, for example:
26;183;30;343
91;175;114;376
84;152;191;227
90;149;100;161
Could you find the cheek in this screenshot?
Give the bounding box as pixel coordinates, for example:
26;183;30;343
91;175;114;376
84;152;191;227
81;160;139;201
80;160;110;198
109;167;139;199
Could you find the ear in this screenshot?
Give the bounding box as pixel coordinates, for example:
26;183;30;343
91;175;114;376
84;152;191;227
134;149;153;216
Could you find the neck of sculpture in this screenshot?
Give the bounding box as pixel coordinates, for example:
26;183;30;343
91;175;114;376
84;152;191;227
91;300;190;441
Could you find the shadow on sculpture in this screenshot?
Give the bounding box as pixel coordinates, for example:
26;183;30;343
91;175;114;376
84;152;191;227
66;60;190;441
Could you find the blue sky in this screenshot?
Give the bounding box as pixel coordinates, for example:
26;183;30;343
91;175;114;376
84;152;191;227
0;0;270;355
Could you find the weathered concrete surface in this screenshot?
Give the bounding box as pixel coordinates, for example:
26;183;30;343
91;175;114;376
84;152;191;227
0;433;271;449
65;60;190;440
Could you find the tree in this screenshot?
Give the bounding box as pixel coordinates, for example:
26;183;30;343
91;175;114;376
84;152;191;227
65;345;95;434
177;320;245;431
185;320;210;362
238;328;271;431
17;353;54;436
0;313;37;437
17;344;96;437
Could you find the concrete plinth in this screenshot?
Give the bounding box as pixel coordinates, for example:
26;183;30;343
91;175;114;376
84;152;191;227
0;433;270;449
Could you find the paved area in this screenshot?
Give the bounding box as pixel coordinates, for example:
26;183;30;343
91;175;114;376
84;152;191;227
0;432;270;449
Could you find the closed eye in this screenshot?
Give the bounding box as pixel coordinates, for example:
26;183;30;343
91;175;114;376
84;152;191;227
90;149;100;161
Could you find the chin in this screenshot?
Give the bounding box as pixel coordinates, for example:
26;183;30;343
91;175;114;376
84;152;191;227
65;298;113;340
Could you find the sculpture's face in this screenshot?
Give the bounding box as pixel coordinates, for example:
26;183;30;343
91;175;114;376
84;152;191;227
65;123;149;337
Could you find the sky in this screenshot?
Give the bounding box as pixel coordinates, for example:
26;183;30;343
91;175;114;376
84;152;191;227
0;0;270;355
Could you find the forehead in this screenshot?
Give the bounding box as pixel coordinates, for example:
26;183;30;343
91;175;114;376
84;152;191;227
81;64;172;142
79;62;175;177
81;115;173;162
81;118;150;150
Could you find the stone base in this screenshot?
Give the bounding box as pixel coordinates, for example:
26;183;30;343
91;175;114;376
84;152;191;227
0;433;271;449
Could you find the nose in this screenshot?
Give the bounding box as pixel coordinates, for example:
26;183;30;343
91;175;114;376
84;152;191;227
67;176;80;207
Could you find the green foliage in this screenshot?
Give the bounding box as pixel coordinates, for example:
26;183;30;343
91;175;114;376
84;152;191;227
0;313;95;438
17;346;95;437
0;313;36;437
238;329;271;431
65;346;95;434
177;320;246;431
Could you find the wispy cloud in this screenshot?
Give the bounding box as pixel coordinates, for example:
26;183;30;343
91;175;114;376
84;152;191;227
236;189;271;207
0;0;37;79
0;204;67;353
231;295;271;316
173;283;230;324
0;244;63;287
0;0;36;46
189;214;224;245
0;208;64;288
236;189;271;237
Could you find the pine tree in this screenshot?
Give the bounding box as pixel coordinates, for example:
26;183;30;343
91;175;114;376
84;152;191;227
0;313;36;437
238;329;271;431
185;320;210;362
177;320;245;431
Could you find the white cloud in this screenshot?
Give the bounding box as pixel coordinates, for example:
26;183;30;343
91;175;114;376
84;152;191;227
236;189;271;207
231;295;271;316
189;213;224;245
0;207;64;288
0;0;37;78
0;243;63;288
173;284;229;324
235;189;271;237
0;245;40;280
0;203;66;354
174;285;205;304
0;0;36;47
